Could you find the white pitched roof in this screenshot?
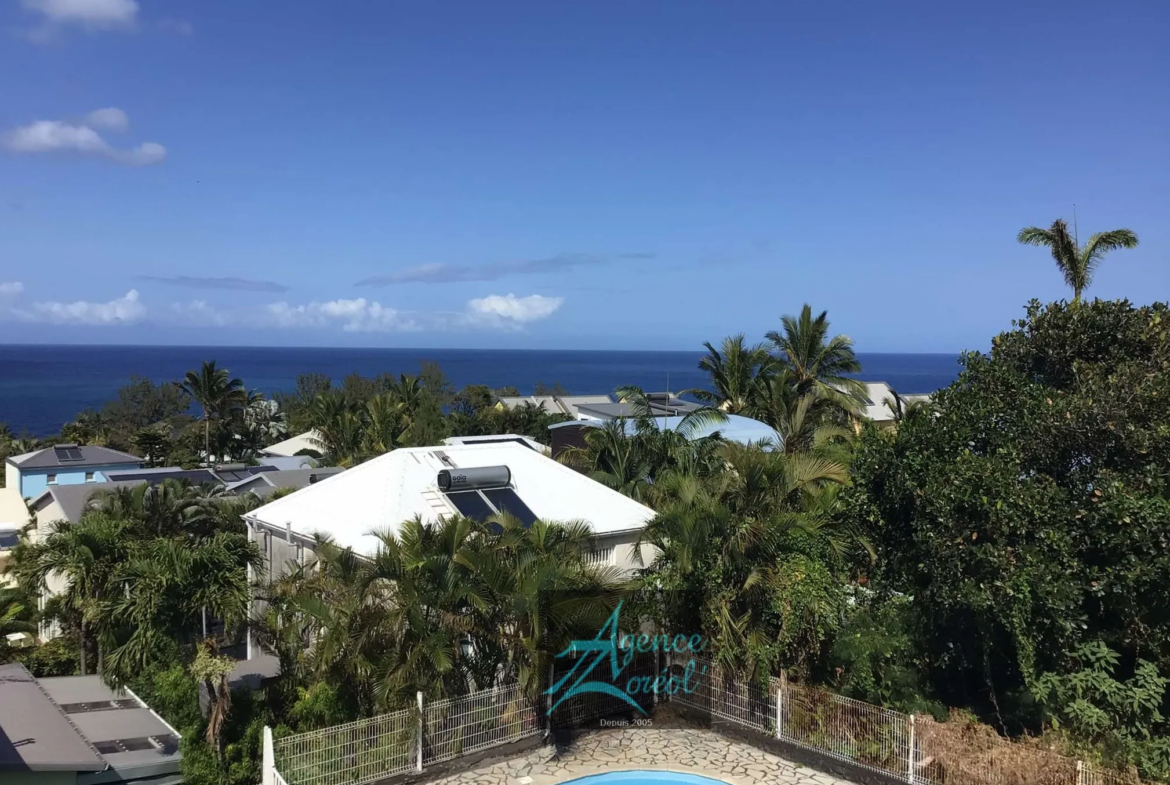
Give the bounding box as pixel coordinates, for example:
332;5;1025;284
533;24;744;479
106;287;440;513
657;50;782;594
860;381;898;421
246;442;654;556
261;430;322;457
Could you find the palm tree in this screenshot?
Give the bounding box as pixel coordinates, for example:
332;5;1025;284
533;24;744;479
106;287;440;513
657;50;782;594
882;391;934;424
0;587;35;644
1017;219;1139;303
767;305;865;410
748;368;851;455
21;514;134;675
88;479;218;539
473;514;625;706
180;361;247;464
190;639;236;762
692;335;774;413
96;533;259;683
637;441;863;677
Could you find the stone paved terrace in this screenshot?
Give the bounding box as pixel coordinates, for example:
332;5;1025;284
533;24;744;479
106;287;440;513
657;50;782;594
428;728;863;785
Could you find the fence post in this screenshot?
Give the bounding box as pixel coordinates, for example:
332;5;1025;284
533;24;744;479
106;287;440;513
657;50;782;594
1076;760;1084;785
416;691;424;773
545;662;555;736
261;726;274;785
907;714;916;785
776;670;786;740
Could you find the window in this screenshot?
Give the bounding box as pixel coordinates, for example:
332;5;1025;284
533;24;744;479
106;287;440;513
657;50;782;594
47;474;57;485
85;472;95;482
584;547;615;566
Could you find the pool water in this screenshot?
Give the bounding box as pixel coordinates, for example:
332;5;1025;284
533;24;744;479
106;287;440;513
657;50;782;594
564;773;730;784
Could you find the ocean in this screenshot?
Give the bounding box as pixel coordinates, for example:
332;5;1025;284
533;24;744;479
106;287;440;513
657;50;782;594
0;345;964;437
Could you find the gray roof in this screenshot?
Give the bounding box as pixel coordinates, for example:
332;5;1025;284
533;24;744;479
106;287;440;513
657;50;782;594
575;399;702;420
0;662;106;772
39;674;181;781
33;481;146;524
8;445;142;471
228;467;345;495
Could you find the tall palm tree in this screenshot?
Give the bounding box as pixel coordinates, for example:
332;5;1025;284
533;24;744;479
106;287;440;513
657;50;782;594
747;368;851;455
96;533;259;684
767;305;866;409
637;441;863;677
180;361;247;464
1017;219;1139;303
692;334;774;413
20;514;134;675
88;479;218;538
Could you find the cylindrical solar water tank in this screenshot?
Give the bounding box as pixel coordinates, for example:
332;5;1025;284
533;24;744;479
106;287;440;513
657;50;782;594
437;465;512;492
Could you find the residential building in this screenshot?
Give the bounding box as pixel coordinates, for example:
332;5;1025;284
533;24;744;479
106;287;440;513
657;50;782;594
442;433;547;452
854;381;933;426
0;662;182;785
224;466;345;498
576;391;703;420
494;394;615;419
5;445;143;500
243;441;656;658
548;412;783;459
260;430;322;458
0;487;28;587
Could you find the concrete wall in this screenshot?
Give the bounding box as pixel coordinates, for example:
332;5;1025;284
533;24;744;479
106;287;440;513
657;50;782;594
601;530;656;575
17;463;139;500
5;461;20;492
3;771;78;785
31;496;71;640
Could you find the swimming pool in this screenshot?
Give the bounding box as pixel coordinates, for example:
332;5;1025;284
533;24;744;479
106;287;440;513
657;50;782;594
563;773;731;784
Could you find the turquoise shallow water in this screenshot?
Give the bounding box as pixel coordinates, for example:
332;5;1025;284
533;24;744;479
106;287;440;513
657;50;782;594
564;773;729;784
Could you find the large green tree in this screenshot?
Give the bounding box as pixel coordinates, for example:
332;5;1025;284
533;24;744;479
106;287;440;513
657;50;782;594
845;299;1170;765
1017;219;1139;303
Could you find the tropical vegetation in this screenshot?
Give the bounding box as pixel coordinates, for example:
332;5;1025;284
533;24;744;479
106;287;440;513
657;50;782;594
1;226;1166;783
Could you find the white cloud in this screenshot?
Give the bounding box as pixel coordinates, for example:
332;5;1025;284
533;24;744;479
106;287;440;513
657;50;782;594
21;0;138;29
265;298;418;333
2;112;165;166
468;293;564;323
0;282;23;296
172;298;420;333
84;107;129;132
21;289;146;325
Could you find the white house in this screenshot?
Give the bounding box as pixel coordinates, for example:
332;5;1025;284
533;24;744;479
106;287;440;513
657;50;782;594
243;441;656;657
260;430;322;458
0;487;28;589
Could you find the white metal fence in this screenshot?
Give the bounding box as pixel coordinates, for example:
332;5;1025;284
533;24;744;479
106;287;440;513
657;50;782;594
422;683;541;766
264;656;1155;785
270;705;416;785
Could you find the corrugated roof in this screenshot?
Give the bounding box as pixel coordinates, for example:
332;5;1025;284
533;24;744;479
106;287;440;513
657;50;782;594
247;441;654;556
0;663;107;772
7;445;142;471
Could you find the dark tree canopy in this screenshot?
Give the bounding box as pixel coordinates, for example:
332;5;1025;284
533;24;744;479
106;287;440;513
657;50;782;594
846;299;1170;731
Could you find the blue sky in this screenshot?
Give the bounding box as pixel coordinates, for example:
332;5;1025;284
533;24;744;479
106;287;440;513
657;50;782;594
0;0;1167;352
